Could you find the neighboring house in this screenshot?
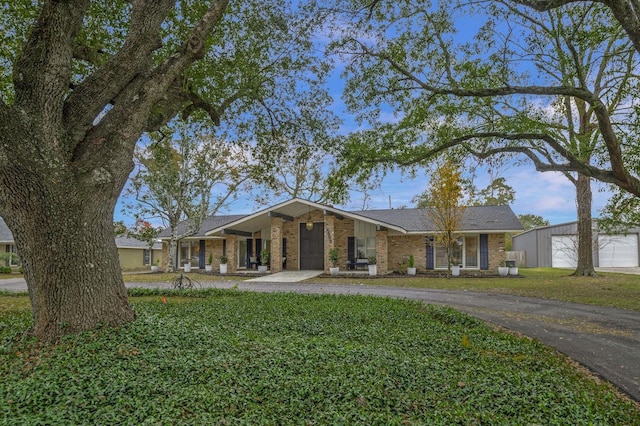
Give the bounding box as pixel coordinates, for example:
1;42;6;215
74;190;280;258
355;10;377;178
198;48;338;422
115;235;162;271
158;198;523;274
512;221;640;268
0;218;161;271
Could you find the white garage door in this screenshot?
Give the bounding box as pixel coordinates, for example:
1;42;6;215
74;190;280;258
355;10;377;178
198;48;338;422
598;234;639;267
551;235;578;268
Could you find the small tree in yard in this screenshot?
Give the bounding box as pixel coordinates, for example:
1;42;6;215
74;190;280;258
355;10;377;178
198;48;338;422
426;160;467;279
124;125;254;272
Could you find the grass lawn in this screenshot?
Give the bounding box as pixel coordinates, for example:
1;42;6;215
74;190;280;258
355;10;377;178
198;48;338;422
315;268;640;311
0;289;638;424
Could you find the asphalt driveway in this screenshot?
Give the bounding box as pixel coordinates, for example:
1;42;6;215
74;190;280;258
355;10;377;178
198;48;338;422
2;277;639;403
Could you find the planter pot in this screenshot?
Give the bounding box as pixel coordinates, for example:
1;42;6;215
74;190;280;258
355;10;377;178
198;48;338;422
330;267;339;276
451;265;460;277
258;265;268;273
205;265;213;272
220;264;228;274
498;267;508;276
368;264;377;276
183;263;191;273
407;267;416;276
150;265;160;273
509;267;519;276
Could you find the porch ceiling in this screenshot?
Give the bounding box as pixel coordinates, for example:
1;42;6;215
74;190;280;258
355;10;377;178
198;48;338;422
206;200;322;236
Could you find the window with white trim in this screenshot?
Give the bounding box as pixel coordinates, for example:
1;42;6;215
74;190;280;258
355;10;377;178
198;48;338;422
356;237;376;259
434;235;479;269
8;245;20;267
179;241;200;267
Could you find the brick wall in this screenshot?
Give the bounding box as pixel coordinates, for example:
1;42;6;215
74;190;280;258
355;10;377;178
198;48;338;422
204;239;227;272
387;233;506;272
376;229;388;274
488;233;505;270
270;217;283;272
387;235;427;272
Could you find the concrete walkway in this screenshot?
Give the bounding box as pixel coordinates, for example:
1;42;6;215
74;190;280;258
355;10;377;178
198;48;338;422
2;277;639;402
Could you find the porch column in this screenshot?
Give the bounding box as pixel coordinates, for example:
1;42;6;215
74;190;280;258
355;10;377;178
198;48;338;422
226;235;238;273
270;217;283;273
324;214;336;273
376;229;388;274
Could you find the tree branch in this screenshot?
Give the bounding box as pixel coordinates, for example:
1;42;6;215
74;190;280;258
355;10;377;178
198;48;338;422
358;35;640;195
70;0;229;175
511;1;640;54
13;0;89;133
72;44;107;64
64;0;176;147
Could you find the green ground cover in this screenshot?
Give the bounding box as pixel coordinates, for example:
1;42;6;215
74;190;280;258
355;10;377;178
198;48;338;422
0;290;638;424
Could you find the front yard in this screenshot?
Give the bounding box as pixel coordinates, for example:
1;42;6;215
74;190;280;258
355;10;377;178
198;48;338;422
1;290;638;424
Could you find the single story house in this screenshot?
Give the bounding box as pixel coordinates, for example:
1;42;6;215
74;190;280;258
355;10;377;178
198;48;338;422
115;235;162;271
511;221;640;268
0;218;161;271
158;198;523;274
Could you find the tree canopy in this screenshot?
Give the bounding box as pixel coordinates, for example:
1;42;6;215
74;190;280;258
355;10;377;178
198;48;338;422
327;0;640;203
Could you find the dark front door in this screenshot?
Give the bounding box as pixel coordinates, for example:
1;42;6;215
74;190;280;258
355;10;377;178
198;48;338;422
300;222;324;270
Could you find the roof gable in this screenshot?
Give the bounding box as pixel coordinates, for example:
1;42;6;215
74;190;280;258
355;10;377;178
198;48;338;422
0;218;13;243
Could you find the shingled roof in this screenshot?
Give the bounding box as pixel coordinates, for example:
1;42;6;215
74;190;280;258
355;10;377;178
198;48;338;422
355;205;523;233
158;214;248;238
0;218;13;243
159;202;522;237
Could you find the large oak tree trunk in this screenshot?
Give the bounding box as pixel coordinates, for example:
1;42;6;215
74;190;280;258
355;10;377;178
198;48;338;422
3;166;135;341
572;174;596;276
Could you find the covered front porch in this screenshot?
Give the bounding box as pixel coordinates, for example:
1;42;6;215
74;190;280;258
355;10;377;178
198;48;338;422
166;199;400;275
204;199;396;275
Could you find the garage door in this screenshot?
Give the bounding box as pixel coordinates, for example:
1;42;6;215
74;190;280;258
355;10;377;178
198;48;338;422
598;234;639;267
551;235;578;268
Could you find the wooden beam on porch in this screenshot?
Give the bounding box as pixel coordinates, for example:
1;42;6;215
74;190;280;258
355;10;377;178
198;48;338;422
268;211;294;221
221;229;253;237
323;209;344;220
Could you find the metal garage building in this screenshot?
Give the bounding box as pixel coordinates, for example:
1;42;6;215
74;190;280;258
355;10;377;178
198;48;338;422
512;221;640;268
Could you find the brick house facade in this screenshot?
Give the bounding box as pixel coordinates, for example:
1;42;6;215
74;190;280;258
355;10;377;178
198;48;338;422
159;199;522;274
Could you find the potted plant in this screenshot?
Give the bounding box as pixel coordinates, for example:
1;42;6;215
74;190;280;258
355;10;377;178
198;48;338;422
219;254;228;274
508;260;518;276
451;263;461;277
258;249;269;273
150;258;160;273
329;247;340;275
367;255;377;276
498;260;509;277
407;254;416;275
205;253;214;272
